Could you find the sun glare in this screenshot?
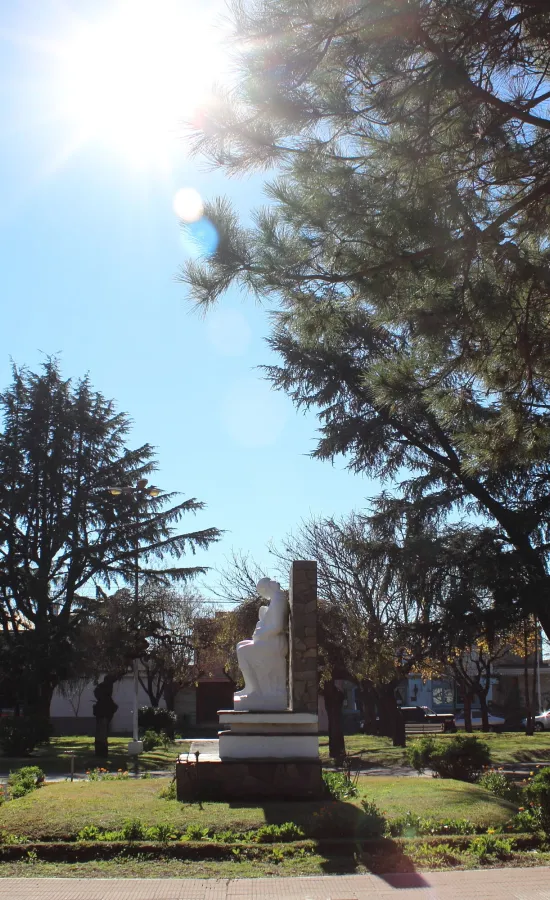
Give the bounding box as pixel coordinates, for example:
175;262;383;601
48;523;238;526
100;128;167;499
57;1;224;168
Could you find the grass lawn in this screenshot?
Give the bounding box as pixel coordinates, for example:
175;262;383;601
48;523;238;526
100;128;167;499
0;856;332;879
0;776;517;840
2;849;550;879
0;736;189;777
360;777;516;822
320;731;550;767
1;731;547;779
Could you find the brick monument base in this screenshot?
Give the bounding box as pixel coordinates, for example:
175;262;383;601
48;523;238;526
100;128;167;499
176;755;323;800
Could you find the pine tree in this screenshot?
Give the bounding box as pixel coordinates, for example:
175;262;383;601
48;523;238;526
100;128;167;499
0;360;221;718
181;0;550;636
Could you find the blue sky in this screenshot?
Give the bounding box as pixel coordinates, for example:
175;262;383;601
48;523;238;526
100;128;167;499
0;0;379;599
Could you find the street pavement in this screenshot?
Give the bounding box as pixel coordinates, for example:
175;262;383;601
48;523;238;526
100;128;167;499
0;868;550;899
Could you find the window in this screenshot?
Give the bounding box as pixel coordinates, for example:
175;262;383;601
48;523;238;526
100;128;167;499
432;682;454;708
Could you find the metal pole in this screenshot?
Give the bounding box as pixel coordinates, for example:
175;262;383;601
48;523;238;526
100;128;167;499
536;619;542;714
133;537;140;744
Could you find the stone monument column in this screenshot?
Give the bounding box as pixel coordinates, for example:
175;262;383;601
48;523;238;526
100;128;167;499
289;560;318;714
176;561;322;799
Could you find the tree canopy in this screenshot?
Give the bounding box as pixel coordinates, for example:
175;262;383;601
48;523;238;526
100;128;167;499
182;0;550;637
0;360;221;715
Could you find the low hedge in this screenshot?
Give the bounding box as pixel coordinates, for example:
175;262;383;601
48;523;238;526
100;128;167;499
0;834;544;863
0;839;317;862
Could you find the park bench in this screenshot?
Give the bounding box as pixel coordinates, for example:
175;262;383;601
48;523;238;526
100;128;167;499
405;721;445;734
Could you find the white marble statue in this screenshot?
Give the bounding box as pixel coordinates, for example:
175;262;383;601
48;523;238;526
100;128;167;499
233;577;288;711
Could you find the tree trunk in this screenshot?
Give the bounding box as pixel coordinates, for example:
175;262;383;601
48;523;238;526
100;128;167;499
532;625;539;716
26;677;56;722
478;689;490;731
93;674;119;757
357;680;377;734
378;684;405;747
463;692;473;732
394;704;406;747
323;679;346;763
138;670;164;707
163;680;178;713
523;623;534;736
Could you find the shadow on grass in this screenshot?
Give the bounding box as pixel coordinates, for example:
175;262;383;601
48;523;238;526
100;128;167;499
508;749;550;763
0;736;177;777
227;797;362;837
431;782;517;817
230;798;427;882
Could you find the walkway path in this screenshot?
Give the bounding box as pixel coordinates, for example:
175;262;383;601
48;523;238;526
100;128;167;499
0;867;549;899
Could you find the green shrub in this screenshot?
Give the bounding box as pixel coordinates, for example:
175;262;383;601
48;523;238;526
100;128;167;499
159;779;176;800
0;830;28;844
275;821;305;841
85;767;129;781
77;825;102;841
218;829;239;844
478;770;521;802
0;717;52;756
509;806;543;833
406;736;437;774
387;812;478;837
469;834;513;861
255;822;304;843
387;810;423;837
120;818;146;841
523;766;550;831
8;766;45;799
406;734;491;782
146;824;177;843
138;707;176;737
184;824;212;841
141;729;161;751
322;770;359;799
358;799;387;837
414;841;460;865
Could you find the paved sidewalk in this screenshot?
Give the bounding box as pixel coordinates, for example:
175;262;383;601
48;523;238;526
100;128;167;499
0;868;549;899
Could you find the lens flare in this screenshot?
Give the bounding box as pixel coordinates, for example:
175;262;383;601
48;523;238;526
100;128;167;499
173;188;204;222
186;218;219;256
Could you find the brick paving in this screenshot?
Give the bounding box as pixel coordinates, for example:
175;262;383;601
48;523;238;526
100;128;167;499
0;868;550;899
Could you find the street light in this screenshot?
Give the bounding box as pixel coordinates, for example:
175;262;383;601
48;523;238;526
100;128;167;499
106;478;161;758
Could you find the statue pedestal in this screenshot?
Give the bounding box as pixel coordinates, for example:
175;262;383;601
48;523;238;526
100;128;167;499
175;710;322;800
218;710;318;760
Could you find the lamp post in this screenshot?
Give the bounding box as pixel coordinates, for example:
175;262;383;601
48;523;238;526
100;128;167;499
107;478;160;757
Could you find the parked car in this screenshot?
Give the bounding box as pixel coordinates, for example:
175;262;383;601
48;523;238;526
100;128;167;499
522;711;550;732
400;706;457;732
361;705;456;733
454;712;506;732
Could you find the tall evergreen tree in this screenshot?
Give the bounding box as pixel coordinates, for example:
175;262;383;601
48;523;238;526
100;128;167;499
182;0;550;636
0;360;221;717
